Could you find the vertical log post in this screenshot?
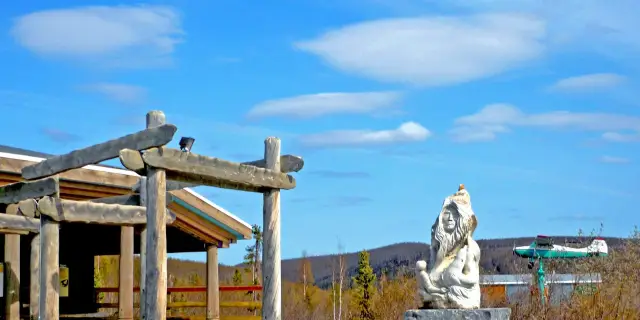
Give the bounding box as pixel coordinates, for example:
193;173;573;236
139;176;147;319
206;245;220;320
4;229;20;320
30;234;41;319
119;226;134;320
40;215;60;320
262;137;282;320
144;110;168;320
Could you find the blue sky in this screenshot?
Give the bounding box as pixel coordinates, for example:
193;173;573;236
1;0;640;265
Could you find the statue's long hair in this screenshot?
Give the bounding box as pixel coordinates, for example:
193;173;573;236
429;198;477;270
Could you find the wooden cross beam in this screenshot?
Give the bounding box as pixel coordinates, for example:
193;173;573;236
0;176;59;204
21;124;178;180
6;199;39;218
37;197;176;225
120;148;296;192
89;194;141;206
0;214;40;233
125;152;304;192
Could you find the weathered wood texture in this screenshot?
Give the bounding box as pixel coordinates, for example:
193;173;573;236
118;149;146;173
15;199;39;218
90;194;140;206
40;215;60;320
139;148;296;192
119;226;134;320
262;137;282;320
206;245;220;320
37;197;175;225
139;177;148;319
4;232;20;320
132;178;197;192
22;124;177;180
128;155;302;192
243;155;304;173
0;214;40;233
0;176;59;204
30;234;41;320
144;110;169;320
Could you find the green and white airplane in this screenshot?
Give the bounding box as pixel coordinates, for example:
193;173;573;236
513;235;608;268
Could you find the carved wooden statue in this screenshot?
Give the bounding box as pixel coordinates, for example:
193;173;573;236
417;184;481;309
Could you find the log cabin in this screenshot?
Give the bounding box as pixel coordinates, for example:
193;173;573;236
0;144;253;318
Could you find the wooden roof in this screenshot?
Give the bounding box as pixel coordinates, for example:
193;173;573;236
0;147;252;248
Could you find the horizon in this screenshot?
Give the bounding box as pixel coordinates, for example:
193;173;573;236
2;0;639;265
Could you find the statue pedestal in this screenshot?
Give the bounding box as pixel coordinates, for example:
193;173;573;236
404;308;512;320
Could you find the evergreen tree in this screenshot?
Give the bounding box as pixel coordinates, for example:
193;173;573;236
300;251;316;311
232;269;243;286
242;224;263;314
351;250;376;320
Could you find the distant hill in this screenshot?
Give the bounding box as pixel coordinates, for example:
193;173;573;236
274;236;627;289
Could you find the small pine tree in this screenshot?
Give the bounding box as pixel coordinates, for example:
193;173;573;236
233;269;243;286
351;250;376;320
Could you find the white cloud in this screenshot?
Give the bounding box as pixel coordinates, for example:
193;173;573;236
550;73;626;92
599;156;630;164
10;5;183;67
295;13;545;86
247;91;402;118
299;121;431;148
81;83;147;104
601;132;640;143
451;103;640;142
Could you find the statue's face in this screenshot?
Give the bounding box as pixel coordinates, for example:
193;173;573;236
442;206;458;233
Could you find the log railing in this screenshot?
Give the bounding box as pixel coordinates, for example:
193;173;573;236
95;285;262;316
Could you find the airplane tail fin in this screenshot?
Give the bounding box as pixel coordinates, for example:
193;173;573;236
587;237;608;256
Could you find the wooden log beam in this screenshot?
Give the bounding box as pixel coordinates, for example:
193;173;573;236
129;155;303;192
243;155;304;173
40;215;59;320
206;245;220;320
0;176;59;204
119;225;134;320
144;111;169;320
4;224;21;320
262;137;282;320
37;197;176;225
129;148;296;192
89;194;141;206
0;214;40;233
22;124;178;180
30;234;40;320
138;176;148;319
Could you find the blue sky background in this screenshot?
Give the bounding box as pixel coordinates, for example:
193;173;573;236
1;0;639;265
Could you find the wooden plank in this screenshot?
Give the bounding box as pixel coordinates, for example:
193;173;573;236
119;226;134;320
0;176;59;204
4;232;20;320
22;123;178;180
206;245;220;320
30;234;40;320
144;110;169;320
243;154;304;173
36;197;175;225
138;148;296;192
262;137;282;320
40;215;60;320
132;179;197;192
0;214;40;233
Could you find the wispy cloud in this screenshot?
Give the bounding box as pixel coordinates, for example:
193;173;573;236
80;83;147;104
10;5;184;68
40;128;81;143
295;13;545;86
549;73;626;92
599;155;631;164
308;170;371;179
300;122;431;148
450;103;640;143
247;91;403;119
328;196;373;207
